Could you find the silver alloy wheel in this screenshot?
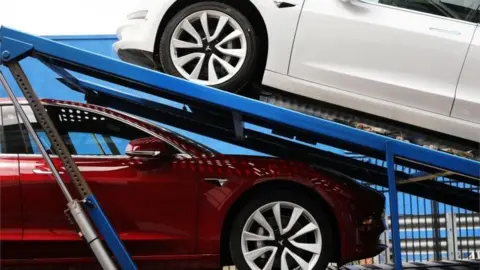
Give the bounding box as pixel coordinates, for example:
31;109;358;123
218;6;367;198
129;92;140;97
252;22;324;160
170;10;247;85
241;201;322;270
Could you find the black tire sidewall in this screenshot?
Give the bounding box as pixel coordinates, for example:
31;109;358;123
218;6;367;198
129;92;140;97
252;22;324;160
158;2;258;92
229;189;333;270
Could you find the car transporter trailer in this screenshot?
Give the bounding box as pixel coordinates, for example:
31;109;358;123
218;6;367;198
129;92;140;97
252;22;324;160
0;26;479;270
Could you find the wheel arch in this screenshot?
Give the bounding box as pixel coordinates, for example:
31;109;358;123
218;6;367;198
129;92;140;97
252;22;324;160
152;0;269;83
219;178;341;266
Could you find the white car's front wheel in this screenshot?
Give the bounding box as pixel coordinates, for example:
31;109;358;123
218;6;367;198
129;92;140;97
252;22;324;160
159;2;258;92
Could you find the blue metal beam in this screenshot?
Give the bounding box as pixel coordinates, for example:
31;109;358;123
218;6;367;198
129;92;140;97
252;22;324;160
0;36;33;63
0;30;138;270
386;142;402;270
0;27;479;270
0;26;477;178
84;194;136;270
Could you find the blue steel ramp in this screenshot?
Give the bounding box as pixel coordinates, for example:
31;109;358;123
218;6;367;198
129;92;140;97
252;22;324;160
0;26;478;270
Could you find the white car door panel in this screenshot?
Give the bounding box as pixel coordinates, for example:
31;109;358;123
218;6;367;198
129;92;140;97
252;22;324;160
289;0;476;116
452;26;480;124
250;0;305;74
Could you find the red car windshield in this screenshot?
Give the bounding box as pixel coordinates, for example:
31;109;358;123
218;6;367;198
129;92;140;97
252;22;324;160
109;108;221;156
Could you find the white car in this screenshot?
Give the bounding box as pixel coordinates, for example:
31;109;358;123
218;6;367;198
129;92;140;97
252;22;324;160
113;0;480;146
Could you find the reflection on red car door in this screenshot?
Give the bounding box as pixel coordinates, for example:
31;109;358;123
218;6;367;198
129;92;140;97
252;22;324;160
1;105;24;260
19;154;198;259
0;154;22;241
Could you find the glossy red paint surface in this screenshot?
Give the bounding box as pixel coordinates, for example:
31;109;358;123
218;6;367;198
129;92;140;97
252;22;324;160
19;155;198;258
0;99;386;268
0;155;22;241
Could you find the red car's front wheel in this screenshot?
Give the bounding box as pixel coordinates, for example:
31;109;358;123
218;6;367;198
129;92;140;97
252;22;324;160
229;190;333;270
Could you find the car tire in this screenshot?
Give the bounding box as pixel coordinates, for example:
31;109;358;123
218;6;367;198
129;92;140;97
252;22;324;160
229;189;333;270
158;2;258;93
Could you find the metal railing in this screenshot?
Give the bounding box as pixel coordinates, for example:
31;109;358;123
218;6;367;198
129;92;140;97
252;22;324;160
375;213;480;263
345;152;480;265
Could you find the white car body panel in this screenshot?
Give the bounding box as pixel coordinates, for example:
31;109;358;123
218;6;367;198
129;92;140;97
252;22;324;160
114;0;480;142
288;0;476;116
247;0;305;74
452;26;480;124
113;0;177;53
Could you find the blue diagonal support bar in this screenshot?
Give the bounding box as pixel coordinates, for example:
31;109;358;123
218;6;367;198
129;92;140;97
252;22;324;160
84;194;137;270
0;36;33;63
386;142;402;270
0;26;478;178
0;26;478;270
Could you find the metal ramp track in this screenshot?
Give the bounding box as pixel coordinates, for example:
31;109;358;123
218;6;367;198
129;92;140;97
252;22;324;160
0;26;478;270
257;89;479;161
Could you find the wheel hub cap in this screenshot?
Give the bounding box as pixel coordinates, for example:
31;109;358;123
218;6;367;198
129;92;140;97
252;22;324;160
240;201;323;270
170;10;248;86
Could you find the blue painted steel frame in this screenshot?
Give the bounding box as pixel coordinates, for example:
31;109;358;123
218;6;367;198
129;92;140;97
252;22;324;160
84;195;136;270
386;143;402;269
0;29;138;270
0;27;477;177
0;27;478;270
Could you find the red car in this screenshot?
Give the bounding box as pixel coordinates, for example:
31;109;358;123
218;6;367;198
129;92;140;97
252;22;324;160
0;98;386;269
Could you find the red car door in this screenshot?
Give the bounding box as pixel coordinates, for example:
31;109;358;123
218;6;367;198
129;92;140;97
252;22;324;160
16;103;198;260
0;105;24;261
0;154;22;241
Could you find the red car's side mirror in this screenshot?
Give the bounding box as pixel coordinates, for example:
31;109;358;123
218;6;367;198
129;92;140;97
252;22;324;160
125;137;168;158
